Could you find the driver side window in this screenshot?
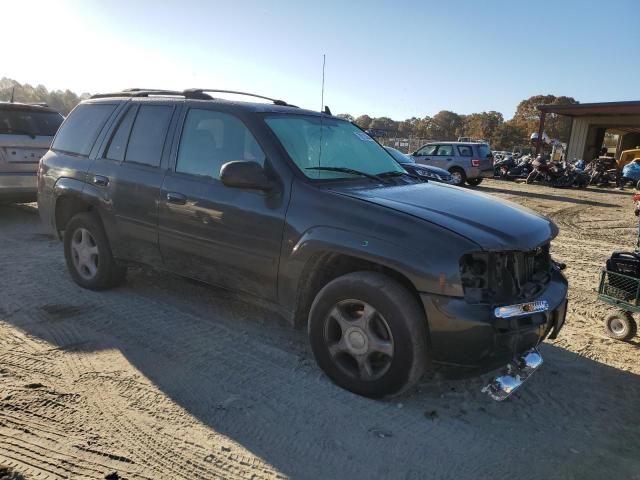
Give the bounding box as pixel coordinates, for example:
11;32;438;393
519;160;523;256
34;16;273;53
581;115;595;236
176;109;265;179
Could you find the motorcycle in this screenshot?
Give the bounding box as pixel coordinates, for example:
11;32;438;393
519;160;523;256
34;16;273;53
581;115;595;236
502;155;533;180
526;156;589;188
493;155;515;178
586;156;617;186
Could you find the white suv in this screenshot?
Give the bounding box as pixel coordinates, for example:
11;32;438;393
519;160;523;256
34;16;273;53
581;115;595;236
0;102;63;203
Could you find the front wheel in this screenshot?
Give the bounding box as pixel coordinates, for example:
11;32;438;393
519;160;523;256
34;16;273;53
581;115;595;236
604;312;637;341
526;170;538;184
466;177;483;187
308;272;428;398
448;167;466;187
63;212;126;290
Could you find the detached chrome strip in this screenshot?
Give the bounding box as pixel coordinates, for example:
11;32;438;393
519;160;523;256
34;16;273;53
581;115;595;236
494;300;549;318
482;349;544;401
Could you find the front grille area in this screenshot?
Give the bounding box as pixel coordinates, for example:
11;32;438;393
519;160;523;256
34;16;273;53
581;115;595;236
460;244;552;304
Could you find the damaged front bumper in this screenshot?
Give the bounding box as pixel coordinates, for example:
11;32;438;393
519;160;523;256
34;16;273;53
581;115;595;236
419;267;568;392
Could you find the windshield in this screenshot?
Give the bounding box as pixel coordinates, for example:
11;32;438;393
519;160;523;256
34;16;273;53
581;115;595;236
0;108;63;136
265;115;404;180
385;147;414;163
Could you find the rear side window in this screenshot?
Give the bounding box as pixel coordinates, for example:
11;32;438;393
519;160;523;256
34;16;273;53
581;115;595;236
124;105;173;167
105;106;137;161
52;104;116;156
457;145;473;156
0;109;63;136
436;145;454;156
416;145;437;156
176;109;265;179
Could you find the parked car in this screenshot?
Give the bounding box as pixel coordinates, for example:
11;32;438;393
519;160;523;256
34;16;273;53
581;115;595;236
0;102;63;203
411;141;494;187
384;146;453;183
38;89;568;399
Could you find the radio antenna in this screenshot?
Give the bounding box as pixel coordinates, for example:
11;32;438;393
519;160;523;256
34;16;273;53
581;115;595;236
317;54;326;170
320;54;326;111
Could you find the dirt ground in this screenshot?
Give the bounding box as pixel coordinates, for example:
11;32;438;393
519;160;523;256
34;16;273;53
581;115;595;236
1;179;639;480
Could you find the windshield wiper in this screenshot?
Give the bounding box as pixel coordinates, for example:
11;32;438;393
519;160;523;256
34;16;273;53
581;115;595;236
378;170;422;181
0;128;36;138
306;166;390;183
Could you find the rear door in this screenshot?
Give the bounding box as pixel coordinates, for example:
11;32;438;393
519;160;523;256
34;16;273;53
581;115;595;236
433;144;455;169
89;101;179;266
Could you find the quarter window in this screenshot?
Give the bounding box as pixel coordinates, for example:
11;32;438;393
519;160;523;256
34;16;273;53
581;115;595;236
105;106;137;161
176;109;265;179
52;104;116;156
124;105;173;167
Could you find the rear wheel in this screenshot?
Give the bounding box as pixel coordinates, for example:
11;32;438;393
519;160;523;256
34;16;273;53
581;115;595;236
604;312;637;341
308;272;428;398
63;212;126;290
448;167;466;187
466;177;483;187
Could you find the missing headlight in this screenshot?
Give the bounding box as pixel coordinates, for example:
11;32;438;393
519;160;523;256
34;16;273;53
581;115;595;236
460;246;552;304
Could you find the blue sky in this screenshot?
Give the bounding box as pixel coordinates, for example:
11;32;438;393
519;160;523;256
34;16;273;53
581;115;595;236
5;0;640;120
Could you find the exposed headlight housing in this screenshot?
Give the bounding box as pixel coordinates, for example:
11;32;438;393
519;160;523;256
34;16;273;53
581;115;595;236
460;246;552;304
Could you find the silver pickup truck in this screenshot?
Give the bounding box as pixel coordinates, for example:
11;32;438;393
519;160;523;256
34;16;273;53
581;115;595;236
0;102;63;203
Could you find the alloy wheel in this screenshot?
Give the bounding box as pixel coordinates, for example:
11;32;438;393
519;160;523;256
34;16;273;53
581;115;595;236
323;299;394;381
70;228;100;280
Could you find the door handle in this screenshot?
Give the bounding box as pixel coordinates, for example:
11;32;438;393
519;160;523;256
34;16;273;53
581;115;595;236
166;192;187;205
446;158;452;161
92;175;109;186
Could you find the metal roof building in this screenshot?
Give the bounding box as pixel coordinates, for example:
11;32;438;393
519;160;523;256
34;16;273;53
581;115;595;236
537;101;640;161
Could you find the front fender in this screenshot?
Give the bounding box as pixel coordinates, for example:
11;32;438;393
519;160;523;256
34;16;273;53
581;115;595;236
278;224;470;318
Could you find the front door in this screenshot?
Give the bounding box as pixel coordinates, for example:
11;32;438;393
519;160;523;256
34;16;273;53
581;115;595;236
413;144;437;167
158;107;287;300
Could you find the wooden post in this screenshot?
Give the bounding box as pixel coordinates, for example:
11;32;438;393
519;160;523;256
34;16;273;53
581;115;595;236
535;110;546;155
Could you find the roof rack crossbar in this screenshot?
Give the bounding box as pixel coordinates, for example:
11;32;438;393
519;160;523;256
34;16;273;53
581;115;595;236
90;89;191;99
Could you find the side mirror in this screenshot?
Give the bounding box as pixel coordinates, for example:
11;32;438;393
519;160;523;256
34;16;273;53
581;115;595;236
220;161;274;191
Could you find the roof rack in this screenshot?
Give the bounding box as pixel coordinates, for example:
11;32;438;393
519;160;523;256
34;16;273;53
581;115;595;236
90;88;297;107
184;89;296;107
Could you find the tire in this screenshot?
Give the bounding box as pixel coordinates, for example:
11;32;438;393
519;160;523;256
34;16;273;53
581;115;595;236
466;177;483;186
526;170;538;184
63;212;126;290
604;312;637;341
448;167;466;187
635;180;640;191
308;271;429;398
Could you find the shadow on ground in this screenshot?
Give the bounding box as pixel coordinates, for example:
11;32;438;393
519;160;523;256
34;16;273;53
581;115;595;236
475;184;618;208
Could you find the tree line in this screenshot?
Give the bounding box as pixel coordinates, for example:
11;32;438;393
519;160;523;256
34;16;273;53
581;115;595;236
1;78;576;151
339;94;577;151
0;77;89;115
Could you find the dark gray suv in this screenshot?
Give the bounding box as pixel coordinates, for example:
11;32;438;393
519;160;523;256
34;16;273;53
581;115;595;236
38;89;567;399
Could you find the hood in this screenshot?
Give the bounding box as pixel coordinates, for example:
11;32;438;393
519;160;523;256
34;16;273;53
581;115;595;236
332;182;558;251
